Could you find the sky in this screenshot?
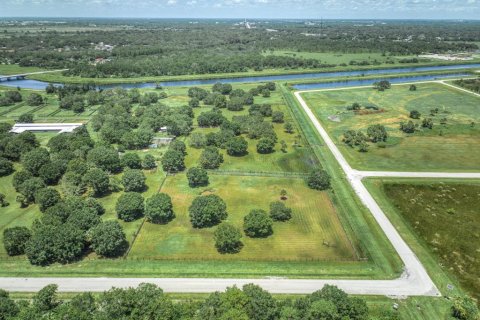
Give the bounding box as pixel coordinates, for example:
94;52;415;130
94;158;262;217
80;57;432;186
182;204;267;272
0;0;479;20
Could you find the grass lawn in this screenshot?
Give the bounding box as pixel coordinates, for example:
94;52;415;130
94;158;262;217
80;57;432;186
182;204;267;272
0;171;40;257
0;64;44;76
376;180;480;300
93;168;167;249
129;174;356;261
302;82;480;172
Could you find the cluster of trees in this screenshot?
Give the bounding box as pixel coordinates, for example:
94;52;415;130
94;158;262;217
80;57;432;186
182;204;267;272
400;108;437;134
116;191;175;225
2;194;129;265
0;120;165;266
373;80;392;91
343;124;388;152
88;87;192;149
180;83;288;174
187;190;293;254
1;279;478;319
0;282;417;320
454;79;480;94
0;90;23;107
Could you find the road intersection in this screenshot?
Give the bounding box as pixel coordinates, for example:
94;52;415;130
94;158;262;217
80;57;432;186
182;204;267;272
0;80;478;295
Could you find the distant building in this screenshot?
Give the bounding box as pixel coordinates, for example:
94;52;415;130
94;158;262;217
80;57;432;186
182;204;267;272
10;123;83;134
94;42;114;52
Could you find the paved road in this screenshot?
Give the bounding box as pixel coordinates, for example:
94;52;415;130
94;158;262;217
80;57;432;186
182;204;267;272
1;80;478;295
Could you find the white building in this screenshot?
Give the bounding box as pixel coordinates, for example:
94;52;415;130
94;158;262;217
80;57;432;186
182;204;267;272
10;123;83;134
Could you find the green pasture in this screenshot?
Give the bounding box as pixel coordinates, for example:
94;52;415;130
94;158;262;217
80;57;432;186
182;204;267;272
0;170;41;257
0;64;44;76
302;82;480;172
129;174;356;261
264;50;428;66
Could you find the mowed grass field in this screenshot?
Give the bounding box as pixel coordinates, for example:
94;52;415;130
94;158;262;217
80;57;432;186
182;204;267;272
129;174;357;261
302;83;480;171
379;181;480;300
0;87;97;121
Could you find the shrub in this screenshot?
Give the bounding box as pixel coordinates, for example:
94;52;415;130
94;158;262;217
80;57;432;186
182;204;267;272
3;227;31;256
189;132;207;149
39;162;64;185
90;221;128;258
87;147;121;173
269;201;292;222
161;149;185;173
0;158;14;177
35;188;61;212
226;136;248;156
121;169;146;192
256;138;275;154
410;110;421;119
21;147;50;176
243;209;273;238
116;192;144;222
451;296;480;320
199;146;224;169
169;140;187;156
366;124;388;143
214;223;243;254
121;153;142;169
18;177;46;203
142;154;157;169
186;167;209;187
271;111;284;123
26;93;43;106
189;194;227;228
83;168;110;196
145;193;175;224
306;169;331;190
18;113;34;123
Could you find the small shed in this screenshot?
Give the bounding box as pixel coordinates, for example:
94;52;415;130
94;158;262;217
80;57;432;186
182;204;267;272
149;136;174;148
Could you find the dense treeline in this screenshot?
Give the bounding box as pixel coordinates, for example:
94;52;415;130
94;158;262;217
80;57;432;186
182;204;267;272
0;283;377;320
0;282;477;320
454;78;480;93
0;19;478;78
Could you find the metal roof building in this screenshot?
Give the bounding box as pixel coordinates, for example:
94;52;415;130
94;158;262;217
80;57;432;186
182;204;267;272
10;123;83;134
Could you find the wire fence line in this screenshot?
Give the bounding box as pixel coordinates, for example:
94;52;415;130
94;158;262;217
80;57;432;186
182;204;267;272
208;169;309;178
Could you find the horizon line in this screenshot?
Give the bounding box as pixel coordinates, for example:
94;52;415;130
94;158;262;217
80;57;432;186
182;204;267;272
0;16;479;21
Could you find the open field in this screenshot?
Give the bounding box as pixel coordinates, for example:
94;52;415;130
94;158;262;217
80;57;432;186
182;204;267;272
0;64;44;76
265;50;430;66
129;174;356;261
365;178;480;301
373;180;480;300
302;82;480;172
